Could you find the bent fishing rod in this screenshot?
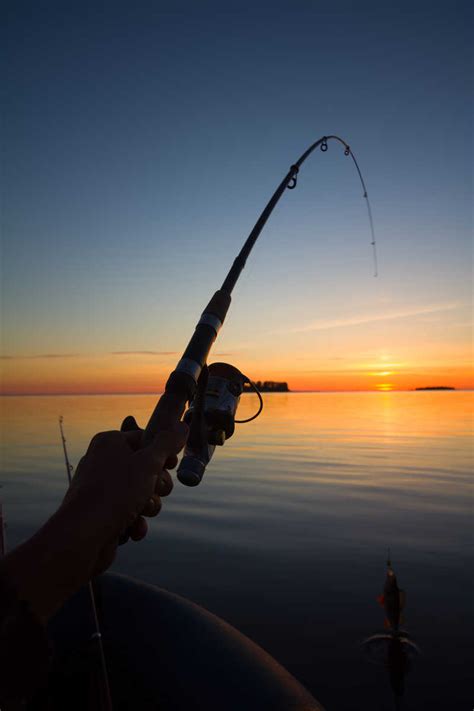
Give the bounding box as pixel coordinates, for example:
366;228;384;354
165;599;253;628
129;135;377;487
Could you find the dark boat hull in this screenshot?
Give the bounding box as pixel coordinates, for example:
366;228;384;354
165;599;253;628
49;573;323;710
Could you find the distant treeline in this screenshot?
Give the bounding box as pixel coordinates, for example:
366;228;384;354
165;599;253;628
415;386;455;391
244;381;289;392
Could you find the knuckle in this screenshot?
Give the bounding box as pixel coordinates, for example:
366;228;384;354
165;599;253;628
158;471;173;496
89;430;122;450
144;496;162;517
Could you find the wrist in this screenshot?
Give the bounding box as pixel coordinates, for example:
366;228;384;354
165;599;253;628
1;502;104;622
43;498;104;576
62;480;132;544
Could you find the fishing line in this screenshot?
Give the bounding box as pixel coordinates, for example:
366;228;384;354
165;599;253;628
0;492;6;558
345;146;378;277
298;135;378;277
234;378;264;423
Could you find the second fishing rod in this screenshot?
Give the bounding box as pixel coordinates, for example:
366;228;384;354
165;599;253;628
122;135;377;490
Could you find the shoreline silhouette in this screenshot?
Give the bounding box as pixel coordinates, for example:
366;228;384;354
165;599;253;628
414;386;455;391
243;381;289;393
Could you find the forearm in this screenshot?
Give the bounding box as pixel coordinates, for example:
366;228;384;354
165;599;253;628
0;425;186;623
0;499;103;622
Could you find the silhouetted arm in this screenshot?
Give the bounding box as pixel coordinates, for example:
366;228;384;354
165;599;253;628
0;424;187;706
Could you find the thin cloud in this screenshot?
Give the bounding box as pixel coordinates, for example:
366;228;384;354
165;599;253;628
111;351;177;356
0;353;80;360
1;351;179;360
283;302;461;334
295;355;345;361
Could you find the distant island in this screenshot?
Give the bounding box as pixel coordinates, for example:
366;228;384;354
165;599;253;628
243;380;290;392
415;386;455;391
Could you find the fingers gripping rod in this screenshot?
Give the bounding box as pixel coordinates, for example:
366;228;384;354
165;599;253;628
142;136;376;462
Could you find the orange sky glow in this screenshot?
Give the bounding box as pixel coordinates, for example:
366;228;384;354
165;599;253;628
1;348;472;395
2;3;471;401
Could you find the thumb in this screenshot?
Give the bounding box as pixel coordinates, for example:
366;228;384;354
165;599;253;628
121;415;141;432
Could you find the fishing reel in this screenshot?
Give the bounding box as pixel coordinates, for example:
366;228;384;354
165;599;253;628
177;362;263;486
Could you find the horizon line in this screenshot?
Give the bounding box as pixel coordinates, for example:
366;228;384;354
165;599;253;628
0;388;470;397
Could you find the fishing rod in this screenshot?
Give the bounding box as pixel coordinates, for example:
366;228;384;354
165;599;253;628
59;417;113;711
131;135;377;487
0;494;6;558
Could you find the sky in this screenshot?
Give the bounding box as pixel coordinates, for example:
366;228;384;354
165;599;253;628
1;0;472;394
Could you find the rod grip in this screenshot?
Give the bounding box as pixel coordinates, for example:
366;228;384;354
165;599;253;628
142;391;189;446
119;384;191;544
141;369;196;446
142;289;231;447
204;289;231;321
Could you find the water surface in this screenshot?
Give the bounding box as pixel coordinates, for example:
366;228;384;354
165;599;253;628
1;392;472;710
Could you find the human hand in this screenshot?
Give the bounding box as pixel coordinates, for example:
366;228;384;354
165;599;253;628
117;414;181;544
62;421;188;576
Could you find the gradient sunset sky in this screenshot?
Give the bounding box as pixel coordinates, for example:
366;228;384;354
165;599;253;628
2;1;472;394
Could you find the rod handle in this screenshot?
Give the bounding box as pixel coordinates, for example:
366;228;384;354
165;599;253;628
142;372;195;446
118;375;193;544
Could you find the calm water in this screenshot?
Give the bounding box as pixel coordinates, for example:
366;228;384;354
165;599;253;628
1;392;472;710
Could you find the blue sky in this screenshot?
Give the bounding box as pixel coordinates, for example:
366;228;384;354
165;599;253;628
1;1;472;391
